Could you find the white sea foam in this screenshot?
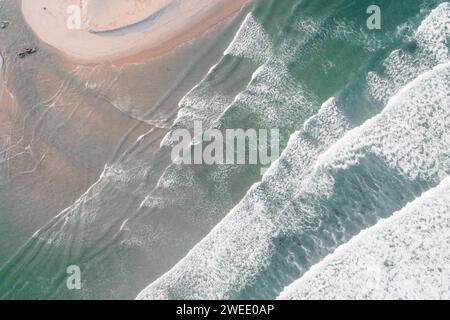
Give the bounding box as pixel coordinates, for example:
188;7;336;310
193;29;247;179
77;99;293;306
416;2;450;63
278;176;450;300
367;2;450;103
320;61;450;182
230;59;316;128
161;14;272;147
224;14;273;63
137;97;351;300
295;15;383;55
137;60;450;300
161;46;315;150
161;88;232;147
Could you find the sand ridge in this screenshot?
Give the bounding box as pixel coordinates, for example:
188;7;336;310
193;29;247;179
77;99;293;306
81;0;173;32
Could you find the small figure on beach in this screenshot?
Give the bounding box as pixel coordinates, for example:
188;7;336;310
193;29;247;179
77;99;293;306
0;21;9;29
17;47;38;58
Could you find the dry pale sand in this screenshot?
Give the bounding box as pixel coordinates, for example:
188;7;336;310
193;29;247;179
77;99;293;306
82;0;173;32
21;0;248;64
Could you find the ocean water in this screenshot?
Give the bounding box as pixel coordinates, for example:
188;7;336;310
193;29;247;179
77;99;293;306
278;176;450;300
0;0;449;300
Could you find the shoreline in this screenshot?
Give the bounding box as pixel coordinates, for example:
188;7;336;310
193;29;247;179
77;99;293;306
21;0;249;65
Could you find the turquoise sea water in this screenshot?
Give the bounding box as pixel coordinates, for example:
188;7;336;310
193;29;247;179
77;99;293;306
0;0;449;299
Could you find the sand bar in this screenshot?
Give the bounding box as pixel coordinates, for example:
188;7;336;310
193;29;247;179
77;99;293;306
22;0;248;64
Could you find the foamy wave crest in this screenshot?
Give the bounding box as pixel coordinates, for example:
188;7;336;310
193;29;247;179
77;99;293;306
367;2;450;103
279;176;450;300
224;14;273;63
227;58;316;128
161;13;273;147
321;62;450;181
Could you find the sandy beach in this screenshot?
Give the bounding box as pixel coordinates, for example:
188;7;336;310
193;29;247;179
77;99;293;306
21;0;248;64
0;0;248;271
